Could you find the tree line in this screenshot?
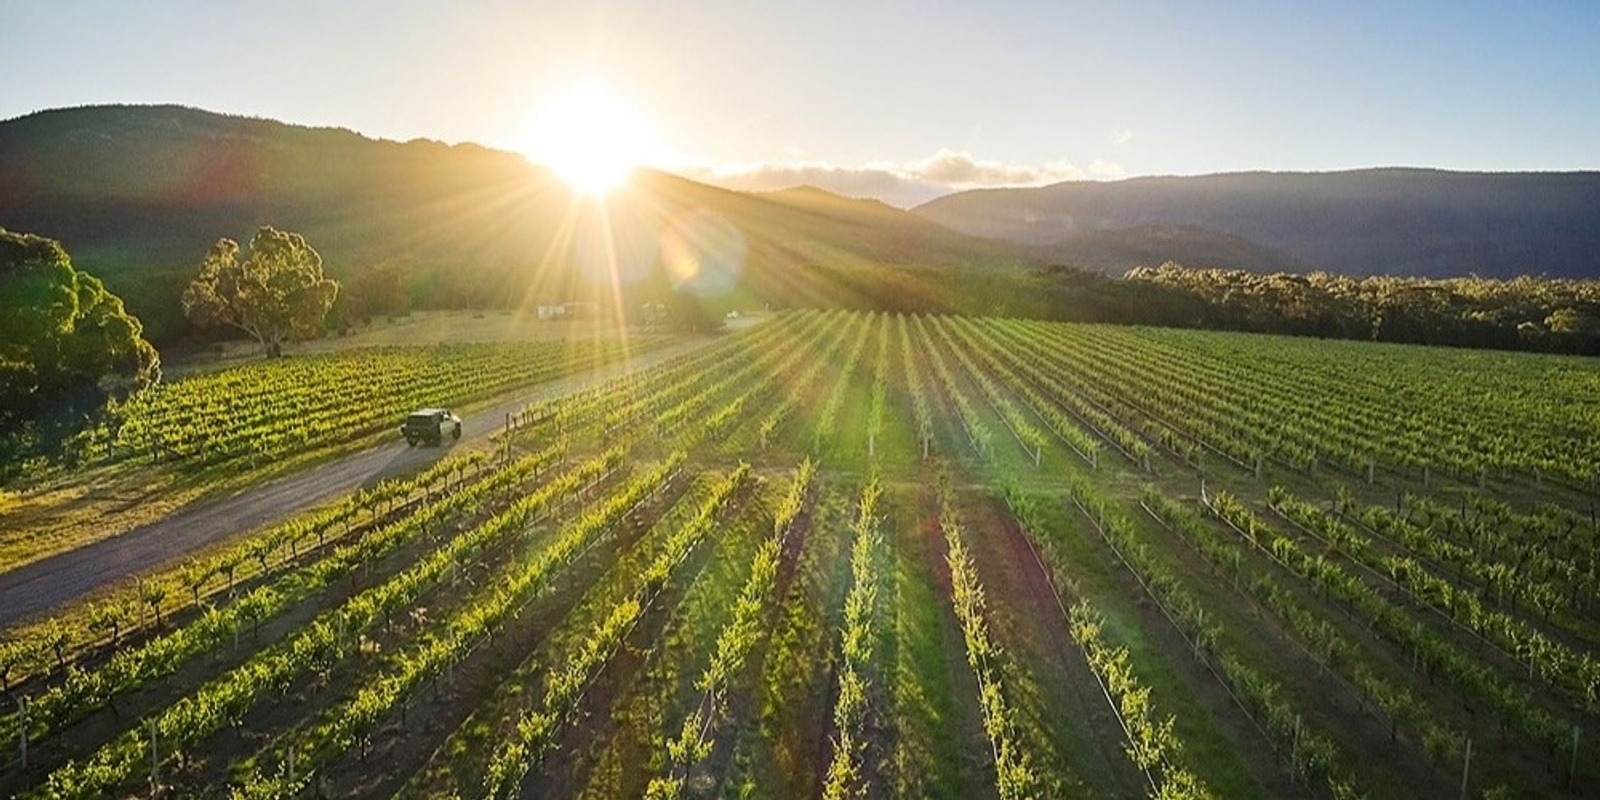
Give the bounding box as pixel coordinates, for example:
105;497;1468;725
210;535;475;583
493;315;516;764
1118;263;1600;354
777;260;1600;355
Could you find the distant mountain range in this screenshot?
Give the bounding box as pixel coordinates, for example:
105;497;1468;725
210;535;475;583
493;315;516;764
4;105;1599;345
915;169;1600;278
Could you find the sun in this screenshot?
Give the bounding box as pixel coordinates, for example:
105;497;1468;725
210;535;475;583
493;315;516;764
517;81;655;195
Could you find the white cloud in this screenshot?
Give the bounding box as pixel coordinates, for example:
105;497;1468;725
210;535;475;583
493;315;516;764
909;149;1090;186
677;148;1124;208
1112;129;1134;147
1088;158;1127;179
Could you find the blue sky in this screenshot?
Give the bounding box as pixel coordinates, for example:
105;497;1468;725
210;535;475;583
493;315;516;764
4;0;1597;205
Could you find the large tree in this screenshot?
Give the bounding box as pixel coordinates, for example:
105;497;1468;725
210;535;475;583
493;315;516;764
0;228;160;435
182;226;339;356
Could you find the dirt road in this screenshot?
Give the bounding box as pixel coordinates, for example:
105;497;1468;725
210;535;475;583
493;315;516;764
0;330;738;628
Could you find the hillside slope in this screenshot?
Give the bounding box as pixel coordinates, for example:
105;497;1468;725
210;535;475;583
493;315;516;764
915;169;1600;278
0;105;1034;341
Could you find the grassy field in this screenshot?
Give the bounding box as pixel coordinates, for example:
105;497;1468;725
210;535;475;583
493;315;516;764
1;309;1596;800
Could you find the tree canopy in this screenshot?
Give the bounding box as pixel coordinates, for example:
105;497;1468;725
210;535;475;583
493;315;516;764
182;226;339;356
0;228;160;435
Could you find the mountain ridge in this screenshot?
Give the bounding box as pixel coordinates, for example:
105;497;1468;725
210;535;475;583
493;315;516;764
8;104;1600;351
914;167;1600;278
0;104;1036;342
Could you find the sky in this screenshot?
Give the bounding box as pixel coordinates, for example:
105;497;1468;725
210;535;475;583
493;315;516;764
4;0;1598;206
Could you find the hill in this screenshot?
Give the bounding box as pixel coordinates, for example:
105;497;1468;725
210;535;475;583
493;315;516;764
1025;225;1305;274
0;105;1035;343
915;168;1600;278
9;106;1600;356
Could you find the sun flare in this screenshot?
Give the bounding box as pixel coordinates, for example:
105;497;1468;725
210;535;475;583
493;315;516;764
517;81;655;195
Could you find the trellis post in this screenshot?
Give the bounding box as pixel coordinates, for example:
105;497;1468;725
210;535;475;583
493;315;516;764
1570;725;1582;788
1290;714;1302;776
17;697;26;771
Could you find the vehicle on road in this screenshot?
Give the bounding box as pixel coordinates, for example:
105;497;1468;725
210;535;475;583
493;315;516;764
401;408;462;446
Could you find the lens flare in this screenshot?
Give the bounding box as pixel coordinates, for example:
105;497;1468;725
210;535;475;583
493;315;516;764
571;199;659;288
659;210;746;295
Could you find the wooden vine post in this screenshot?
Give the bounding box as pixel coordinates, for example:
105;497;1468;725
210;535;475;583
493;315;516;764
17;697;26;771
